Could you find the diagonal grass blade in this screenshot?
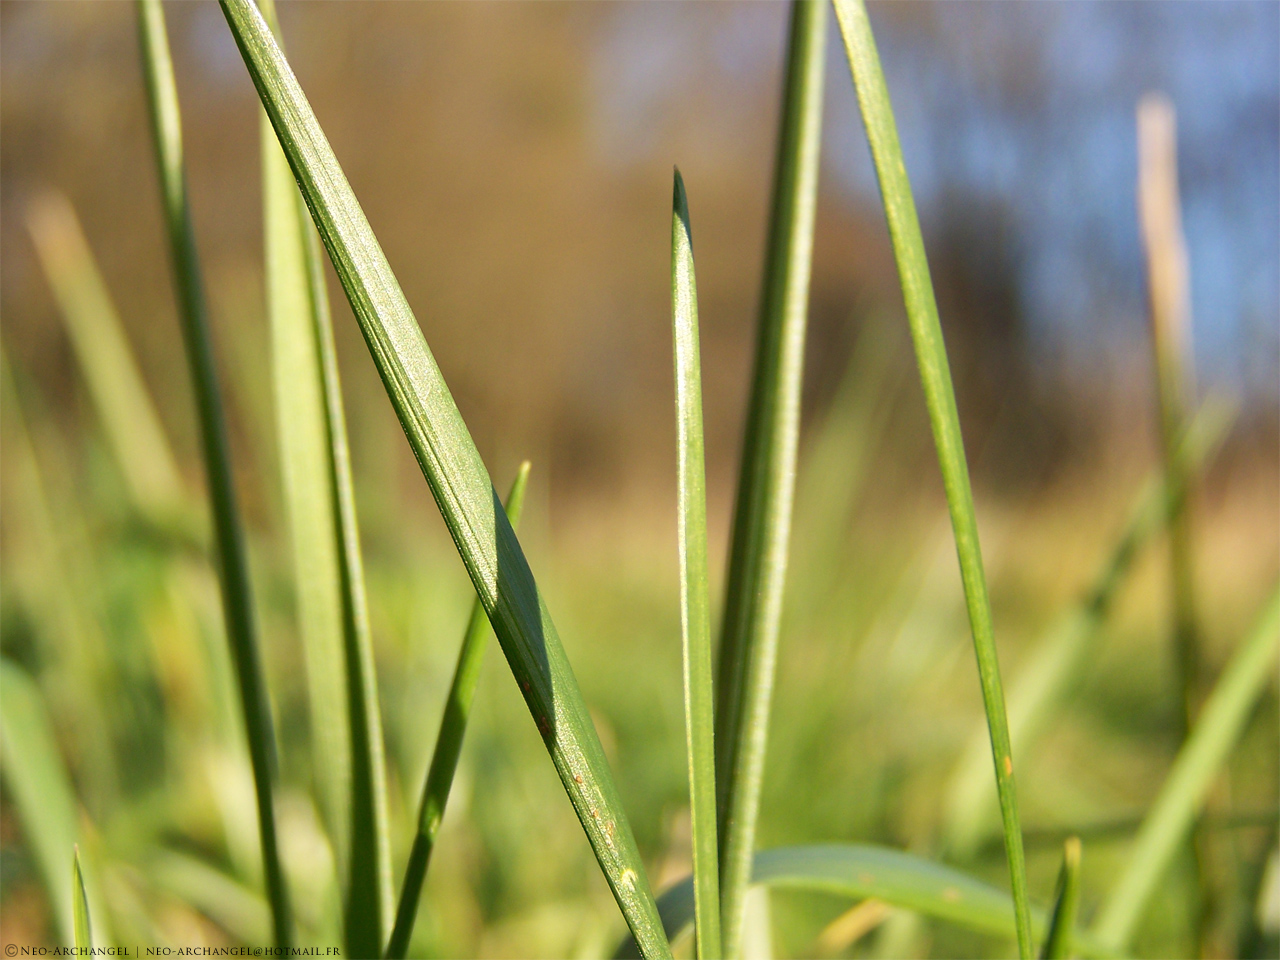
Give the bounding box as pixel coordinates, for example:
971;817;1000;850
713;3;825;954
831;1;1032;953
1094;586;1280;950
386;462;531;960
671;169;721;960
137;0;292;946
217;2;669;953
257;0;393;950
1040;837;1081;960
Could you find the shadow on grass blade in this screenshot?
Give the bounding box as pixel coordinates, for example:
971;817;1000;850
217;1;669;953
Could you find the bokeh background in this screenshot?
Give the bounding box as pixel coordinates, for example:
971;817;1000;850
1;2;1277;957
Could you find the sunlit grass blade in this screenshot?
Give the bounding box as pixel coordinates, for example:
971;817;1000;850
257;0;393;950
1094;585;1280;950
217;2;669;954
137;0;292;947
73;846;93;951
713;3;825;954
943;399;1235;857
1040;837;1081;960
671;169;722;960
616;845;1116;960
152;850;272;945
26;191;186;523
386;462;531;960
831;2;1031;953
0;661;107;946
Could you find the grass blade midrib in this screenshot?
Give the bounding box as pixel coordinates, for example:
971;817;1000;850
672;169;721;960
831;1;1032;954
218;2;669;954
137;0;291;946
713;3;826;954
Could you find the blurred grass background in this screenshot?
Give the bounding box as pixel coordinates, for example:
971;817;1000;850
1;2;1276;957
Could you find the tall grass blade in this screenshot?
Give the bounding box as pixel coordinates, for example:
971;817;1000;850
671;169;722;960
217;2;669;953
26;192;186;522
943;399;1235;857
1094;586;1280;950
831;2;1032;953
0;661;107;946
257;0;393;950
137;0;291;946
1040;837;1081;960
714;3;825;953
616;845;1115;960
73;846;93;951
386;462;531;960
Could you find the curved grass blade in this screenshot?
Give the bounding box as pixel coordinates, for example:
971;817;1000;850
1094;586;1280;950
615;845;1116;960
73;846;93;951
152;850;272;945
26;192;186;523
257;0;393;950
714;3;825;954
217;2;669;954
137;0;291;946
0;661;108;947
386;462;531;960
1040;837;1081;960
831;2;1031;953
671;169;722;960
943;399;1235;857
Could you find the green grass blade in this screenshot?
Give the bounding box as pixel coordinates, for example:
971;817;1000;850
216;2;669;954
72;846;93;951
943;399;1235;857
615;845;1116;960
831;2;1032;953
0;661;107;947
257;0;393;950
152;851;272;945
1040;837;1081;960
1094;586;1280;950
26;191;186;520
671;169;722;960
713;3;825;953
137;0;292;947
386;462;530;960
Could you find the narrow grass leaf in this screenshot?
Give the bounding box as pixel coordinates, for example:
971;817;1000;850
217;3;669;954
137;0;291;946
831;2;1032;953
1094;586;1280;950
72;847;93;951
714;3;825;954
386;462;531;960
26;192;186;522
671;169;722;960
616;845;1115;960
257;0;393;949
152;851;272;945
1040;837;1081;960
943;399;1235;857
0;661;107;946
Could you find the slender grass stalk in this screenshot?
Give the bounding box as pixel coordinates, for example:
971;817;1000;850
617;845;1116;960
1094;586;1280;950
831;2;1032;954
257;0;393;950
386;463;531;960
1040;837;1081;960
713;4;825;954
1137;94;1201;734
671;169;722;960
136;0;291;946
26;192;185;521
943;399;1234;857
217;2;669;953
72;846;93;951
